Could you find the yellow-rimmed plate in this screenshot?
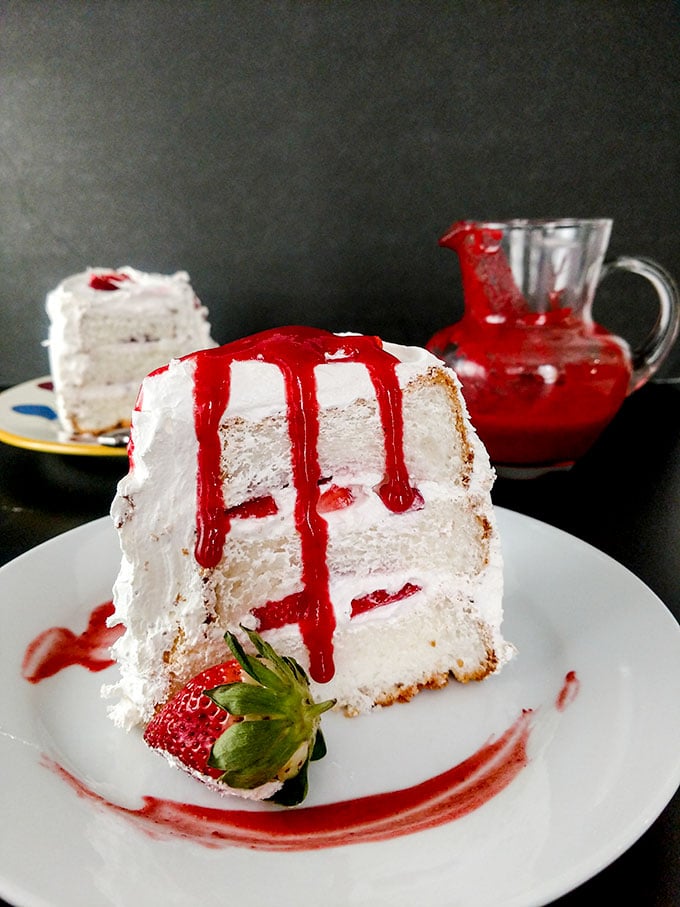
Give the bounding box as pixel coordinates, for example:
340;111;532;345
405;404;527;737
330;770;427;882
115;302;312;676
0;377;128;457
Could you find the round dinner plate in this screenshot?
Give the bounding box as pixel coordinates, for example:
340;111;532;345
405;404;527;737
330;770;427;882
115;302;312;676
0;508;679;907
0;377;127;456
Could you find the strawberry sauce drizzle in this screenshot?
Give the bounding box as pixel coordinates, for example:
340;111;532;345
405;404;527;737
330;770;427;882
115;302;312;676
22;602;123;683
48;707;534;851
22;604;578;853
282;361;334;682
556;669;580;711
189;327;417;684
367;361;418;512
193;354;234;568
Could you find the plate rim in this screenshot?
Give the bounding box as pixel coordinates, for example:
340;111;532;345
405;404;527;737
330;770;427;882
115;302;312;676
0;377;128;457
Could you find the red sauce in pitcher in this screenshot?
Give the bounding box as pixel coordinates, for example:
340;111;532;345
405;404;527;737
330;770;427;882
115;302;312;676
428;222;632;466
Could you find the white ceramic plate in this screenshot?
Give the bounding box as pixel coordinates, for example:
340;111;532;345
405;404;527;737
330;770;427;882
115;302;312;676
0;377;127;456
1;508;679;907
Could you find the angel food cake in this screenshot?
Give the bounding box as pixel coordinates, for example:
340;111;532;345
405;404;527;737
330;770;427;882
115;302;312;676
105;326;513;741
45;266;215;436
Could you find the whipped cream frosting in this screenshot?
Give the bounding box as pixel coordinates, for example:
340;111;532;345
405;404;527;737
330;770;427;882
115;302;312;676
105;332;511;729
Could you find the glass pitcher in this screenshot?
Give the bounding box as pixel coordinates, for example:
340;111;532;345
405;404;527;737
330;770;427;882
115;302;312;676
427;219;679;475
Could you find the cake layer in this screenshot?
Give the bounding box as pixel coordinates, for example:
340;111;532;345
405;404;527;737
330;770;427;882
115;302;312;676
52;339;212;386
203;490;490;615
55;382;142;438
217;383;471;508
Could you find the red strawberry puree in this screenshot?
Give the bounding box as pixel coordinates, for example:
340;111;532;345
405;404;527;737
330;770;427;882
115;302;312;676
23;602;579;851
22;601;123;683
428;223;632;466
47;707;533;851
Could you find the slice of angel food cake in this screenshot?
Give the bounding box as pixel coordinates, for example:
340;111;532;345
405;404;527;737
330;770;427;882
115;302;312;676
104;326;514;805
45;266;215;437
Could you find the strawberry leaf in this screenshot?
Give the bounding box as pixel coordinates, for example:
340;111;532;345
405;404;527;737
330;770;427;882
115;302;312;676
225;632;286;691
283;655;310;684
242;627;295;681
205;626;336;803
209;717;302;789
206;682;285;718
311;728;327;761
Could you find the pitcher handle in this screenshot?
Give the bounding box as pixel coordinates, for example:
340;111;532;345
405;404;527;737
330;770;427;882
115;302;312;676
599;256;680;393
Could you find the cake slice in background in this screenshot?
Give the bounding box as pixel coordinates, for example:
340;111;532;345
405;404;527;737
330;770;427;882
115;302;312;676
45;266;215;437
104;327;514;732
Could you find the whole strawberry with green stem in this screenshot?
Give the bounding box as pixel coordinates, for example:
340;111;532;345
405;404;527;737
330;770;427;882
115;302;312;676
144;626;335;806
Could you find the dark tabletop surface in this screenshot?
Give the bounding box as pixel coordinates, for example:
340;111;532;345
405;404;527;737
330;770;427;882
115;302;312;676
0;381;678;907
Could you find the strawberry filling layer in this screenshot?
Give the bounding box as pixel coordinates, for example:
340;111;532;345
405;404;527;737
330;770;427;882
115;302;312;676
225;496;278;520
317;484;355;513
88;272;131;291
254;582;422;631
350;582;422;618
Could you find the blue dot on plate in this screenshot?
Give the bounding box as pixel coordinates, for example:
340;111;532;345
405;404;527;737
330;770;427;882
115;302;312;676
12;404;58;421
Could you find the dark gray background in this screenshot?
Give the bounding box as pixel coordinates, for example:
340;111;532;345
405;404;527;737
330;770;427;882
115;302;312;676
1;0;679;386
